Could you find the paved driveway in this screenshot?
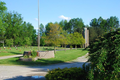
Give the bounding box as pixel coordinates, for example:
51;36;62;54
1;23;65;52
0;53;89;80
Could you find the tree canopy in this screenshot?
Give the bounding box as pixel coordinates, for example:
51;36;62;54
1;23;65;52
0;1;120;49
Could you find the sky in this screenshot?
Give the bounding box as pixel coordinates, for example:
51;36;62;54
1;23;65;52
1;0;120;30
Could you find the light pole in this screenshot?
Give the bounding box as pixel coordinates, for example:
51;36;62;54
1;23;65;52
38;0;40;51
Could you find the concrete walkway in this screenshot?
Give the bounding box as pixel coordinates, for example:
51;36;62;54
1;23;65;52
0;53;89;80
0;54;23;60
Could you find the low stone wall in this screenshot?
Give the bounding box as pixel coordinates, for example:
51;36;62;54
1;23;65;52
37;51;54;59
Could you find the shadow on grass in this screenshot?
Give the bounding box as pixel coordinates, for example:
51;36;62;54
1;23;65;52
3;57;64;66
81;47;89;51
10;52;23;55
0;56;89;67
42;47;64;51
42;48;54;51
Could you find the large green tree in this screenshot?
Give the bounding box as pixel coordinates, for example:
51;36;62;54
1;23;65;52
59;20;68;29
45;22;53;35
72;32;85;49
4;12;23;45
40;23;44;36
41;32;46;48
65;18;85;34
46;23;62;54
0;1;7;46
60;30;69;51
106;16;119;31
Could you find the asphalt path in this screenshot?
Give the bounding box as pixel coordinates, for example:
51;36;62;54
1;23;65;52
0;53;89;80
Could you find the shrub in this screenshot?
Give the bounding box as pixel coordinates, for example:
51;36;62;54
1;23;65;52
88;28;120;80
45;67;89;80
31;50;37;57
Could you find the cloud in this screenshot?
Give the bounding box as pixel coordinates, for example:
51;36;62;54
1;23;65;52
35;18;38;21
59;15;71;20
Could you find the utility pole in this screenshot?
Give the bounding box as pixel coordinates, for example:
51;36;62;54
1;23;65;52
38;0;40;51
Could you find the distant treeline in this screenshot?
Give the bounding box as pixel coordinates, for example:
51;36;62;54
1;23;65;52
0;1;119;47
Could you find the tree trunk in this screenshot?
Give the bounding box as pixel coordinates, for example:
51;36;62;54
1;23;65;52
3;42;4;47
80;45;82;48
75;45;77;49
54;46;56;54
62;44;63;48
70;45;72;50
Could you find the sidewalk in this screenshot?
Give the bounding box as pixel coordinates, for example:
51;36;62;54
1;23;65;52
0;54;23;60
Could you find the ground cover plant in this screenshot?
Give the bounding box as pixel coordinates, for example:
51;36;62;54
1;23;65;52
0;48;88;65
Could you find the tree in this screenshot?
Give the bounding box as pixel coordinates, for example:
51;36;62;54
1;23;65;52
26;22;34;45
73;18;85;33
106;16;119;31
73;32;79;49
32;29;37;46
44;36;51;46
88;27;97;43
0;1;38;47
60;30;69;51
45;22;53;35
66;18;85;34
24;37;31;46
5;12;23;45
6;39;13;47
46;23;62;54
40;23;44;36
68;33;74;49
0;1;7;47
0;17;5;46
59;20;68;29
0;1;7;14
90;18;98;27
88;28;120;80
41;32;46;48
73;32;85;49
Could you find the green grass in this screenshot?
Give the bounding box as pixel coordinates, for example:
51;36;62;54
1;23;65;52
0;48;88;66
0;46;64;57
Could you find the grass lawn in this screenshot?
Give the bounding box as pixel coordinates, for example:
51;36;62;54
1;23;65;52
0;46;64;57
0;48;88;66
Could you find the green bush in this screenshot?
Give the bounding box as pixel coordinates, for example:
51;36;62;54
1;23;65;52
88;28;120;80
31;50;37;57
45;67;89;80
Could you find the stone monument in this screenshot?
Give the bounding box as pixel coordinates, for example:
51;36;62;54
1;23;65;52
82;28;89;48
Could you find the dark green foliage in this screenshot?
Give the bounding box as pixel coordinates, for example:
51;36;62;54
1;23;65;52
0;1;7;13
88;27;105;44
89;16;119;44
88;28;120;80
45;67;88;80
